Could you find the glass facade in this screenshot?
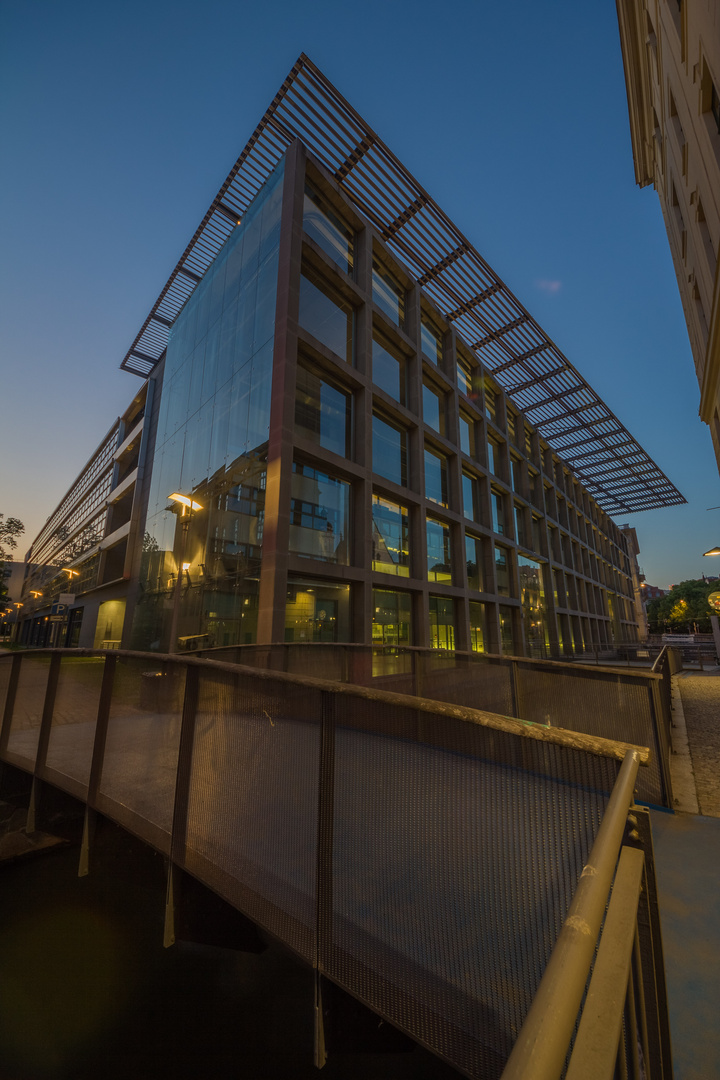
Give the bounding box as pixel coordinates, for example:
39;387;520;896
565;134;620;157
518;554;549;657
421;318;442;364
465;534;484;592
303;184;353;274
469;601;487;652
425;447;449;507
285;579;351;642
372;335;406;404
372;260;405;326
133;161;284;651
429;595;455;650
372;589;411;646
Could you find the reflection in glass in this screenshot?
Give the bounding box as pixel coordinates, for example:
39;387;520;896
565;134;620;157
299;268;354;362
426;518;452;583
485;383;497;423
465;534;484;592
514;503;528;548
373;415;407;486
372;589;411;646
372;261;405;327
459;414;473;457
421;318;442;364
491;489;505;535
372;336;406;404
429;595;455;650
518;554;549;657
289;463;350;564
495;544;511;596
285;579;351;642
424;447;449;507
372;495;409;577
499;605;515;655
303;185;353;274
469;601;486;652
462;472;477;521
295;366;350;457
422;384;444;434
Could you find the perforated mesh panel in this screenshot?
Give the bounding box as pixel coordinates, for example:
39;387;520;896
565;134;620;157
178;670;321;964
5;657;51;767
515;664;666;806
96;658;185;849
0;657;11;720
44;656;105;794
324;698;619;1079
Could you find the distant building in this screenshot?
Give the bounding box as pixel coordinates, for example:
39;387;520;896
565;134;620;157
642;583;668;601
620;525;649;636
18;57;684;658
617;0;720;471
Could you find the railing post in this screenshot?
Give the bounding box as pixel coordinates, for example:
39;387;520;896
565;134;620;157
0;653;23;755
315;688;336;1068
509;660;519;718
165;662;199;947
80;652;117;877
26;651;63;833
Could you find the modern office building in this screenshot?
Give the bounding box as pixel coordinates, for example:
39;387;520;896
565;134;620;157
18;56;684;658
617;0;720;470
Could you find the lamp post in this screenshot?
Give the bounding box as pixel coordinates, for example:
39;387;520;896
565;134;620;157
167;493;203;654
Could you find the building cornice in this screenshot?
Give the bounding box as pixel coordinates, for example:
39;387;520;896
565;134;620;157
699;255;720;423
616;0;655;187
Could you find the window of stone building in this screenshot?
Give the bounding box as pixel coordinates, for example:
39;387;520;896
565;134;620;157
372;260;405;328
426;517;452;583
421;316;443;365
429;595;455;650
372;333;407;405
299;267;354;362
422;382;446;436
425;446;449;507
459;412;474;457
495;544;511;596
372;413;407;487
491;488;506;536
303;184;354;274
372;588;412;646
462;471;478;522
469;601;487;652
289;462;350;564
295;365;351;457
371;495;409;577
465;534;485;593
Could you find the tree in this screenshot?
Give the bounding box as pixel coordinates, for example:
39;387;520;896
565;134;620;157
0;515;25;610
646;578;716;634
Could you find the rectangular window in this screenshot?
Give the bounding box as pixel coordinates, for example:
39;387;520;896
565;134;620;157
372;588;412;646
462;471;477;520
457;358;473;397
487;439;497;477
289;462;350;564
299;268;354;362
499;604;515;655
459;413;474;457
285;579;351;643
426;517;452;583
429;595;455;650
424;447;449;507
491;488;505;535
495;544;511;596
372;495;409;577
484;381;497;423
421;317;443;364
524;426;533;459
372;260;405;327
372;335;406;405
518;554;548;657
303;184;353;274
294;366;350;457
372;414;407;487
532;515;543;554
514;503;528;548
469;600;487;653
465;534;484;592
510;456;523;493
422;383;445;435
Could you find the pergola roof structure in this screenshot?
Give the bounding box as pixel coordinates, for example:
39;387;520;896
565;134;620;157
120;54;684;515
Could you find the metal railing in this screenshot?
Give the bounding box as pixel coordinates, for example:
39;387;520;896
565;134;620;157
0;649;671;1079
195;642;675;808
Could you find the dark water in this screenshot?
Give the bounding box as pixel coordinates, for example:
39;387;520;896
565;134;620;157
0;834;459;1080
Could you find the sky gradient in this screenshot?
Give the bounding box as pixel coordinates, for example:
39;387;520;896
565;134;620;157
1;0;719;588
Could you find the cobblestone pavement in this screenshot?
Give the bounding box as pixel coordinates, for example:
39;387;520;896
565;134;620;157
678;670;720;818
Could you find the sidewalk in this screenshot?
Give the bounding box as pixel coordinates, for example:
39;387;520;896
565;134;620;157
649;667;720;1080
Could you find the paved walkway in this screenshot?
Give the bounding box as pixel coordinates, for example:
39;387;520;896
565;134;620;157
677;670;720;817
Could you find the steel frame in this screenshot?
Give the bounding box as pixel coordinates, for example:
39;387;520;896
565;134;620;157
119;54;683;515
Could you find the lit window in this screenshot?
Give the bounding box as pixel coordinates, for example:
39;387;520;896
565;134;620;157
429;595;455;650
372;588;412;646
469;600;486;653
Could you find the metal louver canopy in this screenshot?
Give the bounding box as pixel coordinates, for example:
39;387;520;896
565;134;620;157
120;53;684;516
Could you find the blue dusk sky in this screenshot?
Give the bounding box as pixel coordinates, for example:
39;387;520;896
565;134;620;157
1;0;718;588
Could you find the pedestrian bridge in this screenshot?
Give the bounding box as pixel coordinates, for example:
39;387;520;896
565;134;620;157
0;648;673;1079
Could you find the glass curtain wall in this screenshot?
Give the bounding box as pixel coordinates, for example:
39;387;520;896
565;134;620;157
132;161;285;650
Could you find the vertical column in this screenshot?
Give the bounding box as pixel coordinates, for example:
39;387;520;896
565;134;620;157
257;140;306;645
353;221;373;644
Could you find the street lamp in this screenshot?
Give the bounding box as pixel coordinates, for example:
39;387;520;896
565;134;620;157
167;492;203;653
703;546;720;556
